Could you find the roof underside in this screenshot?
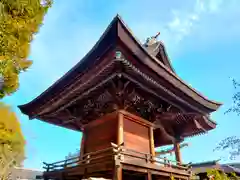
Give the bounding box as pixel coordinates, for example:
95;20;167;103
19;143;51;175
18;15;222;141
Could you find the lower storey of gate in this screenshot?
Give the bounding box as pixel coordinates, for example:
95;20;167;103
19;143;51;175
43;159;191;180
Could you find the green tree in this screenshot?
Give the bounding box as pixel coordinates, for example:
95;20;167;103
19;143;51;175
0;103;25;180
215;79;240;160
0;0;52;98
207;169;240;180
0;0;52;179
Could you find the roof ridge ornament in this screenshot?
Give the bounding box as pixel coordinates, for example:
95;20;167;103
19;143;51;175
144;32;160;47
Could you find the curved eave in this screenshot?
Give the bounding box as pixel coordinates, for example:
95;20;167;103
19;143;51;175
18;15;118;114
18;15;222;117
182;116;216;138
117;15;222;111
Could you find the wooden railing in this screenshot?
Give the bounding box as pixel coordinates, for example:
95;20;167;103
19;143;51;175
43;143;191;173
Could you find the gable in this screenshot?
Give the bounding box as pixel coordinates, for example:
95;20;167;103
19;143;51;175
144;41;175;73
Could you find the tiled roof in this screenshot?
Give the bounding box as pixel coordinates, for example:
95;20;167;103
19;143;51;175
192;161;240;175
227;163;240;169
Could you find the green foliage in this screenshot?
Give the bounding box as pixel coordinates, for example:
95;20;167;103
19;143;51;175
0;103;25;179
207;169;228;180
0;0;53;179
225;79;240;115
170;171;240;180
0;0;52;98
215;79;240;160
207;169;240;180
215;136;240;160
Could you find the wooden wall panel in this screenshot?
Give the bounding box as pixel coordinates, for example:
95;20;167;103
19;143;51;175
123;116;150;154
84;114;118;153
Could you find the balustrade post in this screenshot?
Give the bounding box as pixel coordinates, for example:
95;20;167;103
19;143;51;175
86;154;90;164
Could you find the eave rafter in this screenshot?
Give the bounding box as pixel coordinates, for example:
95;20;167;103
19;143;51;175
154;112;216;138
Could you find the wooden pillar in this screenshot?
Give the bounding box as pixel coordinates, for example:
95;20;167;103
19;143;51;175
149;126;155;157
146;171;152;180
80;130;86;160
174;142;182;164
114;111;123;180
114;166;122;180
117;112;124;145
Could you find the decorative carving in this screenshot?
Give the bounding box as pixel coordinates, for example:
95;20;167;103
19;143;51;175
144;32;161;47
42;75;208;140
44;76;173;128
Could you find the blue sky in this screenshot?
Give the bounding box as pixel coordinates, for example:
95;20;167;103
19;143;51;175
3;0;240;170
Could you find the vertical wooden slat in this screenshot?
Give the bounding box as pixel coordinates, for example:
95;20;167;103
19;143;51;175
80;130;86;159
149;126;155;157
174;142;182;164
117;112;124;145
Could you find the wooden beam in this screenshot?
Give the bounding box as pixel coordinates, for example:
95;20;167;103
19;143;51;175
118;110;155;128
174;142;182;165
83;111;117;130
155;143;189;156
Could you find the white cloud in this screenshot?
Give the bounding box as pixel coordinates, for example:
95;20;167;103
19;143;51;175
167;10;199;42
195;0;206;13
161;0;240;55
165;0;228;43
